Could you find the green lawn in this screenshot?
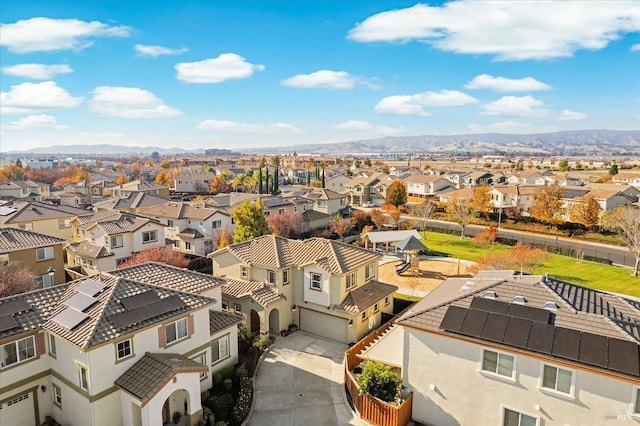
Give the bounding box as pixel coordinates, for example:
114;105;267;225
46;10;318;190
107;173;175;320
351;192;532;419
421;231;640;298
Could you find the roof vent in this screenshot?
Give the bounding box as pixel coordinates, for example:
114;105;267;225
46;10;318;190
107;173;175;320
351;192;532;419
543;301;559;311
484;291;498;299
512;295;527;305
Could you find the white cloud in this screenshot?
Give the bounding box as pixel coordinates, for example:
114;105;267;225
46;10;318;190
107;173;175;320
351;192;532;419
334;120;405;135
281;70;379;89
3;114;69;130
465;74;551;92
468;121;558;134
0;17;130;54
196;119;303;133
0;81;82;114
134;44;188;57
2;63;73;80
175;53;265;83
481;96;549;117
347;2;640;60
88;86;183;118
375;90;478;115
631;44;640;51
557;109;588;121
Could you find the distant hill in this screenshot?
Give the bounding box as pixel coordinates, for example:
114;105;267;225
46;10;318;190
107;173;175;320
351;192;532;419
6;144;203;156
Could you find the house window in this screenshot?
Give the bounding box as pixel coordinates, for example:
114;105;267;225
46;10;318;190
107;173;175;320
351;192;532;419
267;270;276;285
283;269;290;285
90;233;95;242
211;335;230;364
241;267;248;279
541;364;573;396
110;235;123;248
374;303;379;313
361;311;367;321
503;408;537;426
634;388;640;415
185;241;192;251
385;296;390;306
48;334;57;358
167;220;174;228
482;349;515;379
36;246;54;261
116;339;133;361
346;272;356;290
1;336;35;368
310;273;322;290
173;240;180;248
233;303;242;312
142;230;158;243
58;218;72;229
18;223;33;231
33;273;54;289
221;300;229;312
279;208;285;215
193;353;207;379
365;263;374;280
78;364;89;391
212;220;222;229
52;383;62;408
165;318;188;344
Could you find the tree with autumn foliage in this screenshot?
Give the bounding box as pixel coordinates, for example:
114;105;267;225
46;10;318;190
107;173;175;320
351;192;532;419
330;215;354;242
470;242;549;275
568;194;602;230
389;209;402;229
352;210;372;232
600;205;640;276
473;223;499;256
370;209;386;230
386;181;407;209
0;164;27;181
209;175;229;194
0;261;35;298
446;195;474;238
24;167;62;185
472;185;492;219
155;169;174;187
268;210;303;239
408;202;435;239
212;226;233;251
529;183;565;228
117;246;189;269
115;174;129;185
232;199;270;243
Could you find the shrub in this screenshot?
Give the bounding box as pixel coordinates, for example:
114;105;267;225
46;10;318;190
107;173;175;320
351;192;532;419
356;361;403;404
223;378;233;392
252;335;271;351
232;378;253;423
211;393;233;422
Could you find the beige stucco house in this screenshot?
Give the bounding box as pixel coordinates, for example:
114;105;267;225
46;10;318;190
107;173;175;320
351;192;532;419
0;201;91;241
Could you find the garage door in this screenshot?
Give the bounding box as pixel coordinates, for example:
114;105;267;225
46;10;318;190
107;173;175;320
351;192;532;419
299;308;348;343
0;391;36;426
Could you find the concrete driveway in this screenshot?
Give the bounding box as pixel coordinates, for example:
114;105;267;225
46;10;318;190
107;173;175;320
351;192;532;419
246;331;368;426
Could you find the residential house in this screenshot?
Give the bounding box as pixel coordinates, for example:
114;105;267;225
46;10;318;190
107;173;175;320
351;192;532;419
612;172;640;188
0;263;242;426
208;235;397;343
325;174;351;194
66;211;166;276
461;170;494;188
488;185;541;217
90;170;122;183
507;169;553;185
111;180;170;200
282;188;347;217
0;180;50;202
405;175;453;202
138;202;233;256
360;271;640;425
92;192;168;215
0;227;66;287
173;172;217;193
344;175;380;206
61;180;93;205
442;170;471;189
0;201;91;240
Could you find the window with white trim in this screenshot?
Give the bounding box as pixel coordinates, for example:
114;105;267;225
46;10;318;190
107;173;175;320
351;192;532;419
503;407;537;426
310;273;322;290
78;364;89;391
211;335;230;364
48;334;57;357
481;349;515;379
346;272;356;290
267;270;276;284
241;267;248;279
142;230;158;243
167;220;174;228
165;318;188;344
283;269;290;285
185;241;192;251
58;218;72;229
193;353;207;379
365;263;375;280
36;246;54;261
634;388;640;416
116;339;133;361
52;383;62;408
385;296;390;306
361;311;367;321
221;300;229;311
233;303;242;312
541;364;573;396
373;303;379;313
1;336;36;368
110;235;123;248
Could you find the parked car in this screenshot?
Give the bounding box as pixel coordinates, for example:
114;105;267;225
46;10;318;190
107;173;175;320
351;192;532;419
362;201;375;208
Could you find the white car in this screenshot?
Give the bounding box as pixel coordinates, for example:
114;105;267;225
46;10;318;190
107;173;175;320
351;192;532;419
362;201;375;208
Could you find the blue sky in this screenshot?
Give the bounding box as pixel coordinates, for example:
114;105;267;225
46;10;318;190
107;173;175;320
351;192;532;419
1;1;639;151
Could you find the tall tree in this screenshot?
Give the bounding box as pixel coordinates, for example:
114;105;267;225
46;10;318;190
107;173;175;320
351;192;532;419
117;246;189;269
609;164;619;176
352;210;372;231
154;169;174;187
330;215;354;242
209;175;228;194
0;164;26;181
529;183;565;228
472;185;492;219
600;205;640;276
386;181;407;209
370;209;386;230
473;223;499;257
268;210;303;239
0;261;35;298
408;202;435;239
212;226;233;250
446;195;474;238
232;199;270;243
568;194;602;230
389;209;402;229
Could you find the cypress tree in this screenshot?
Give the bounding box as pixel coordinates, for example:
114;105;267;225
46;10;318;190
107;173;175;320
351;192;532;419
258;166;263;194
321;167;325;188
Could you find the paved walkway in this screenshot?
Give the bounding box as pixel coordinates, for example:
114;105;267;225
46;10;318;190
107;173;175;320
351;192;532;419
247;332;368;426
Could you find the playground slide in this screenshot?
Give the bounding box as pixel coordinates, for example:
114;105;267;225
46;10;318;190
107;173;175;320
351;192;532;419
396;262;411;274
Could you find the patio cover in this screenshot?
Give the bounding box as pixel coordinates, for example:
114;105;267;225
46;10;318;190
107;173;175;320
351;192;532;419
365;229;420;244
396;235;428;252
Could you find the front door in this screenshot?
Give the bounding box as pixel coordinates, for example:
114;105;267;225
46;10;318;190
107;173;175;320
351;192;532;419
162;398;169;424
250;309;260;334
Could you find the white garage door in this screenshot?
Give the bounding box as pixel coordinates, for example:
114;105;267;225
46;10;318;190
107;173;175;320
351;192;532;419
0;391;36;426
299;308;349;343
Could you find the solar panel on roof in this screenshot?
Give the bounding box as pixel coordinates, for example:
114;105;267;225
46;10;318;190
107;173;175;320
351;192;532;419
0;299;31;315
470;297;509;314
120;290;161;310
52;308;89;330
526;322;555;354
480;313;509;342
507;304;553;324
459;309;488;338
0;315;18;332
552;328;581;361
578;332;608;368
63;293;98;312
110;307;150;328
146;295;185;316
503;317;532;348
76;279;106;297
439;306;468;333
608;338;640;376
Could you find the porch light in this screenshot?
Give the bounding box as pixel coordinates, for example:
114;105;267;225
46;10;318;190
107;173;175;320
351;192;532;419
47;267;55;277
41;385;46;393
291;305;296;312
348;319;353;327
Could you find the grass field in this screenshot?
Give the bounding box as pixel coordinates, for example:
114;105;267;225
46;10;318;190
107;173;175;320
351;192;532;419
421;231;640;298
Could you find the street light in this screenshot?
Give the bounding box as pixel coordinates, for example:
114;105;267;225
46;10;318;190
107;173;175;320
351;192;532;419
47;267;55;287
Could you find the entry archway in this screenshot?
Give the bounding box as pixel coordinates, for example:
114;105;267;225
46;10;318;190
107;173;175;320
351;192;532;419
250;309;260;334
268;308;280;335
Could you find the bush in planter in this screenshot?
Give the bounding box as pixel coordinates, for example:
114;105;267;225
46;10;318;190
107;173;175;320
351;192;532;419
356;361;402;404
211;393;233;421
232;377;253;423
172;411;182;424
